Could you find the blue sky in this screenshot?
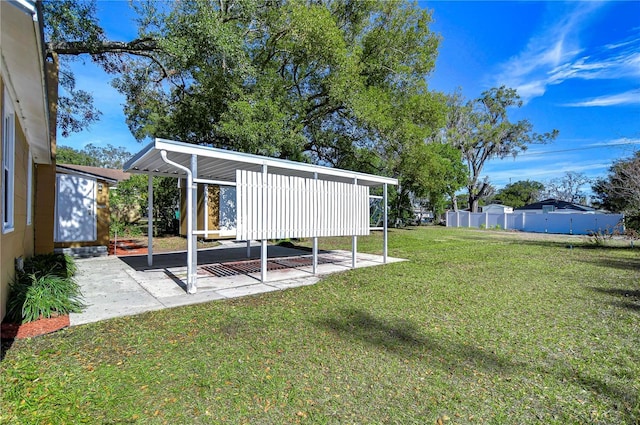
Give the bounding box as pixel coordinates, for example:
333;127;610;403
62;1;640;190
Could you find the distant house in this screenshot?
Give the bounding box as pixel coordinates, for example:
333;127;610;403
1;0;58;321
56;163;131;184
481;204;513;214
179;183;237;239
515;198;596;214
54;164;130;256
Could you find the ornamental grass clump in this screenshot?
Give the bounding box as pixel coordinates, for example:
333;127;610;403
5;254;84;324
23;252;77;278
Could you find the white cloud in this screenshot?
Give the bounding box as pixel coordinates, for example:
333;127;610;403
585;137;640;147
484;160;611;188
564;89;640;107
494;2;640;104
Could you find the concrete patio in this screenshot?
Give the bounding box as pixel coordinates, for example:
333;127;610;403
70;241;404;326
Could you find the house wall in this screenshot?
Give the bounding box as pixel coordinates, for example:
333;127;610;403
1;81;36;320
34;164;56;253
34;56;59;254
482;205;513;214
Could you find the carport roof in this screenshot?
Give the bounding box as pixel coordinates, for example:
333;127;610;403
123;138;398;187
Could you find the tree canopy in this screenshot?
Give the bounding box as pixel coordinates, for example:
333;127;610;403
543;171;590;204
444;87;558;212
494;180;544;208
44;0;444;173
592;152;640;230
56;144;133;169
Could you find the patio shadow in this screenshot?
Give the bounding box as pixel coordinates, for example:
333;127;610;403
118;245;313;271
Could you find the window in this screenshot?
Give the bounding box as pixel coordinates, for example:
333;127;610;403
2;88;15;233
26;149;33;225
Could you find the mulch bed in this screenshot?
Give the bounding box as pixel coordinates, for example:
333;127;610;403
108;239;148;256
1;315;70;340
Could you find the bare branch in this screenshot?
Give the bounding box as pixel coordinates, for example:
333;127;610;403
46;38;158;56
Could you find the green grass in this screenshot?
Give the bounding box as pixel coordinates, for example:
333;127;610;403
1;227;638;424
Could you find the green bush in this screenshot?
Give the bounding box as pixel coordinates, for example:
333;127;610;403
6;273;85;323
5;253;84;323
110;221;144;238
23;252;77;278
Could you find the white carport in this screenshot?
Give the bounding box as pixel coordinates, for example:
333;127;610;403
123;138;397;294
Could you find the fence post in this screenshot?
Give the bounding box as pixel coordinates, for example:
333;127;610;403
457;211;460;228
468;211;471;228
504;213;508;230
485;212;489;228
545;217;548;233
570;217;573;235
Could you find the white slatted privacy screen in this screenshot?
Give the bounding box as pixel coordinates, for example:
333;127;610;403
236;170;370;240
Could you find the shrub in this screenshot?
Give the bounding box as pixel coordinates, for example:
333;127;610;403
6;253;84;323
587;226;618;247
6;273;85;323
23;253;77;279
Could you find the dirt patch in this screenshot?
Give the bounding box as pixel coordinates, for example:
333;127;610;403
1;315;70;340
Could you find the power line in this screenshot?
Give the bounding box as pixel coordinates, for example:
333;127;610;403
519;141;639;157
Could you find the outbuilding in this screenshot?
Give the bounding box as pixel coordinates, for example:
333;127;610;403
124;138;398;293
481;204;513;214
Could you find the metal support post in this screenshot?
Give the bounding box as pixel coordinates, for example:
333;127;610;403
260;164;268;282
312;172;318;274
383;183;388;263
147;174;153;266
352;177;358;269
188;154;198;293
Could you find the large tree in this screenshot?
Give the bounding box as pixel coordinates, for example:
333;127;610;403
57;143;133;168
43;0;163;136
124;0;443;168
397;141;467;218
445;87;558;212
592;152;640;230
544;171;591;204
494;180;544;208
44;0;444;173
44;0;460;223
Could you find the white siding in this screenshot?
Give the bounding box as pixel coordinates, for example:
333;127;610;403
236;170;369;240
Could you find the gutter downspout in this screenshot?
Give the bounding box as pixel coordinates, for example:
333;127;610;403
160;150;197;294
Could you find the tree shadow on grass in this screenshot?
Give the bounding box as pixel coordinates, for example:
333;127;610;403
589;287;640;312
567;368;638;420
314;308;515;374
315;308;639;421
578;257;640;272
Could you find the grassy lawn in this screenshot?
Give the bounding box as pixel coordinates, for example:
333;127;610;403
1;227;638;424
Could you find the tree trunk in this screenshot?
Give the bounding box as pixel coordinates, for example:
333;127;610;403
469;192;480;213
471;199;479;213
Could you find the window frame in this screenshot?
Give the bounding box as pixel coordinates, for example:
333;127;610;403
2;87;16;234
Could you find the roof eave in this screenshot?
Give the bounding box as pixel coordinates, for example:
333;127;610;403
124;138;398;186
1;0;51;164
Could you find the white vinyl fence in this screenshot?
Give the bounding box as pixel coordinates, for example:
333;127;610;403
446;211;624;235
